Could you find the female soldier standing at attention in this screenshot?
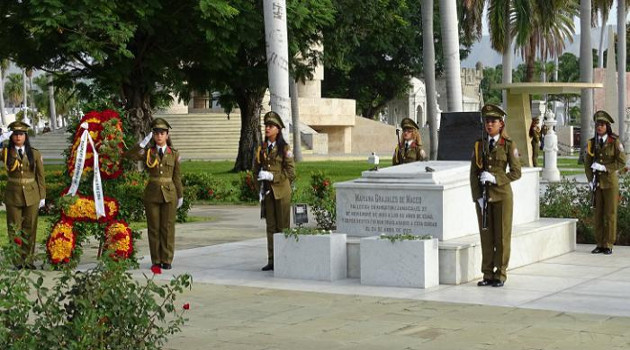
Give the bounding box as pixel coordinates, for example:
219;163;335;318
585;110;626;255
393;117;426;165
470;104;521;288
254;111;295;271
3;121;46;269
127;118;183;270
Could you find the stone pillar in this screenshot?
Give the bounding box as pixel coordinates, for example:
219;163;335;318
542;110;561;182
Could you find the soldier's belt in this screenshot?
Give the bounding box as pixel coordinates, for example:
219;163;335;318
8;177;35;185
149;177;173;184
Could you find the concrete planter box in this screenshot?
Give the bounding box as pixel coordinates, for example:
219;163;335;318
274;233;347;281
360;236;439;288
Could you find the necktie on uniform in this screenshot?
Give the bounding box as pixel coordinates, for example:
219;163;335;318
489;138;495;151
158;147;164;158
599;137;604;148
18;148;23;159
404;142;409;153
267;143;273;154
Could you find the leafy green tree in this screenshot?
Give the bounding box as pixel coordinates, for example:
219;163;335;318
480;65;503;105
177;0;334;171
0;0;237;138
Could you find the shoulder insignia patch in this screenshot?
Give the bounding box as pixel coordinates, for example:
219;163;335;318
513;148;519;158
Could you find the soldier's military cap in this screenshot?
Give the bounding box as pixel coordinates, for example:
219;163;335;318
264;111;285;129
8;121;31;132
151;118;172;131
481;104;506;120
400;117;419;130
593;110;614;124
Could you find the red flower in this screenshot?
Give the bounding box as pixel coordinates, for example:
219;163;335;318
208;189;214;196
323;180;330;187
13;237;22;246
63;257;70;263
183;303;190;310
151;265;162;274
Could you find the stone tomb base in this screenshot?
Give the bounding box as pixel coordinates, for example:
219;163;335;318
346;218;576;285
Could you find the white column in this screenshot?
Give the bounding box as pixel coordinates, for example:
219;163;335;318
263;0;291;140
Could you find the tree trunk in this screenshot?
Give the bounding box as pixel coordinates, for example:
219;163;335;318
263;0;291;140
618;1;627;150
525;38;536;82
48;74;57;131
289;78;303;162
501;5;512;108
579;0;593;164
22;70;28;124
0;65;6;126
233;89;265;172
123;84;153;139
423;0;438;159
439;0;463;112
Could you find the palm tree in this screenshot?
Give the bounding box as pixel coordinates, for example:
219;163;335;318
439;0;463;112
0;59;8;125
617;0;626;147
4;73;23;107
592;0;613;68
513;1;578;82
580;0;593;163
461;0;513;106
423;0;438;159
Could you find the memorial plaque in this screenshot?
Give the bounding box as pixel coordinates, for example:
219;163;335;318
293;203;309;225
335;161;540;240
438;112;482;161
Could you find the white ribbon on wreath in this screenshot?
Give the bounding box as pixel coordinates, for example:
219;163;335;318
68;122;106;218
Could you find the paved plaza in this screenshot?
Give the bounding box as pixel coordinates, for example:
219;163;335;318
80;205;630;349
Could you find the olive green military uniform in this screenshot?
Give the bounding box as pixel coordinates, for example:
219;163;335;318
470;105;522;283
254;112;296;265
530;120;541;167
585;111;626;250
3;123;46;264
393;117;427;165
126;119;183;266
392;141;427;165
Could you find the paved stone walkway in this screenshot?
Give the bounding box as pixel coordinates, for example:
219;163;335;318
105;205;630;350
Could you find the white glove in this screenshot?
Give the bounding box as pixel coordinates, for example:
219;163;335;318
479;171;497;184
139;132;153;148
39;199;45;209
476;197;485;209
177;197;183;209
589;181;596;191
257;170;274;181
591;162;607;172
0;130;13;143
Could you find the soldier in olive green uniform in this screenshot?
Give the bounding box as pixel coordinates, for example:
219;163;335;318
470;104;521;287
393;117;427;165
529;117;541;167
2;122;46;268
254;111;296;271
585;110;626;255
127;118;183;270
